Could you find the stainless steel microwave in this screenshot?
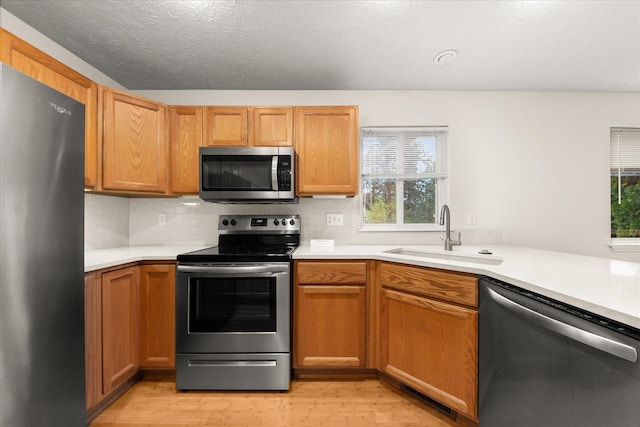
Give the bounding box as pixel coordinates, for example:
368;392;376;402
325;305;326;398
199;146;295;203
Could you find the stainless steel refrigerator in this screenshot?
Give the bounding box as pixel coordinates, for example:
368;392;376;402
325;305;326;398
0;64;86;425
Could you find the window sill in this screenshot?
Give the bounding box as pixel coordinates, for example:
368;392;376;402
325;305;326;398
359;224;444;232
609;239;640;252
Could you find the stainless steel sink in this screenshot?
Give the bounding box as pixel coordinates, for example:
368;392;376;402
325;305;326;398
383;248;504;265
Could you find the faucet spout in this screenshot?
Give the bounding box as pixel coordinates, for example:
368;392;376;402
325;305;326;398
439;204;461;251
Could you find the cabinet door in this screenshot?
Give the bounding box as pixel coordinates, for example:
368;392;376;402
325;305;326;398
84;272;102;410
380;288;478;419
170;106;202;194
102;88;168;193
295;285;367;368
139;264;176;369
249;107;293;146
101;266;140;395
294;261;368;369
204;107;247;146
1;28;98;188
294;106;359;196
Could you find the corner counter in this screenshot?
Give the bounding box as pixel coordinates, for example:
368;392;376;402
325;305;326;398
85;245;209;272
293;244;640;330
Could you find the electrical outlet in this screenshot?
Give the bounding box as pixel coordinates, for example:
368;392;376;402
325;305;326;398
326;213;344;226
158;213;166;226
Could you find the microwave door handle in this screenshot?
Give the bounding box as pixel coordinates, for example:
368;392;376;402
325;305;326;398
271;156;279;190
177;264;288;275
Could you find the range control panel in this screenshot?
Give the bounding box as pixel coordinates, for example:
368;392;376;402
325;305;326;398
218;214;301;234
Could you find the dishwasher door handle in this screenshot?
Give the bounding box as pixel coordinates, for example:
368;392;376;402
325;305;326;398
487;287;638;363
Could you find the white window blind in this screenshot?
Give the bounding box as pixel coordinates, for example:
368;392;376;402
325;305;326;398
361;127;448;178
611;128;640;169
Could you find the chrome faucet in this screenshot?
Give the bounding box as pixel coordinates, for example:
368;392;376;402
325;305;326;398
439;204;461;251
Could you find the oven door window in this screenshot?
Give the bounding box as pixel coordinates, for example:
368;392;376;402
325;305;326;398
202;155;274;191
189;276;276;333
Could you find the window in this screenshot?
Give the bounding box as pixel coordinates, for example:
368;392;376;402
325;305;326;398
360;126;448;230
610;128;640;243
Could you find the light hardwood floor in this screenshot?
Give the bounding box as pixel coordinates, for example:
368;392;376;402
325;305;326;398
90;379;468;427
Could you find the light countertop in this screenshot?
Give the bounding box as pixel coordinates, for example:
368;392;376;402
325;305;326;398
85;245;208;272
294;244;640;330
85;243;640;330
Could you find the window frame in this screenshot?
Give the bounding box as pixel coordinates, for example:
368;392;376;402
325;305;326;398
359;126;449;232
609;127;640;252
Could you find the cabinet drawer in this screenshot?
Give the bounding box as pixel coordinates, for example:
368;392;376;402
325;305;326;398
295;261;367;285
379;262;477;307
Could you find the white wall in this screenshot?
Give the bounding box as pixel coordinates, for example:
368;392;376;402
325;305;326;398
133;89;640;261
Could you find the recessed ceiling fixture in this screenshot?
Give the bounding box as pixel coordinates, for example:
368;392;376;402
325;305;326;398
433;49;458;66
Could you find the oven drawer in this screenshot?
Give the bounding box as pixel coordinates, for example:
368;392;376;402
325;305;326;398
176;353;291;391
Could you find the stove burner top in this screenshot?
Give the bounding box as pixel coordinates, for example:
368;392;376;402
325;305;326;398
177;214;300;263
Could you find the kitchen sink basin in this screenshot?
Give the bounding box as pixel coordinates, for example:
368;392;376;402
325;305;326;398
384;248;504;265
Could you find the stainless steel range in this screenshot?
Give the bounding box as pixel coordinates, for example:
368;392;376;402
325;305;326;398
175;214;300;391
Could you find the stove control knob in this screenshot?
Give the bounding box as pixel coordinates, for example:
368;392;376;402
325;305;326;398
273;219;280;226
230;219;237;226
281;219;287;226
222;219;229;226
289;218;296;225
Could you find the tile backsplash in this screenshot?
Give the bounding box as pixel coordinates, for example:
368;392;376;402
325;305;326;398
85;194;502;250
84;193;130;250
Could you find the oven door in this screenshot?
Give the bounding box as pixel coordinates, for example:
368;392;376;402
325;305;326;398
176;262;290;354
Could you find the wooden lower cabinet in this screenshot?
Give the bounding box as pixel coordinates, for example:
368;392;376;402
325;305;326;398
295;285;367;368
139;264;176;369
84;271;102;411
86;262;177;415
378;262;478;420
294;260;368;369
101;266;140;395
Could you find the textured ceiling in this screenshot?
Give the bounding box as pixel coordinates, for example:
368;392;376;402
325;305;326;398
2;0;640;91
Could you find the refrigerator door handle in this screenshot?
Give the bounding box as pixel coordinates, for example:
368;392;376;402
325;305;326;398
487;287;638;363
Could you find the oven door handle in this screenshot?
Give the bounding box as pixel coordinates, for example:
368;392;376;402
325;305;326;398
177;264;289;275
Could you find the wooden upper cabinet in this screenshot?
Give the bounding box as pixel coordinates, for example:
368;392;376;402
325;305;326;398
170;106;202;194
249;107;293;146
294;106;359;196
0;28;98;188
204;107;247;146
204;106;294;147
101;87;168;194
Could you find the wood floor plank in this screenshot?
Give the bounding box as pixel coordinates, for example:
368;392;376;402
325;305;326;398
90;379;465;427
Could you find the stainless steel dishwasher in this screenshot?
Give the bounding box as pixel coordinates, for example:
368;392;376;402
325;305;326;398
479;275;640;427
